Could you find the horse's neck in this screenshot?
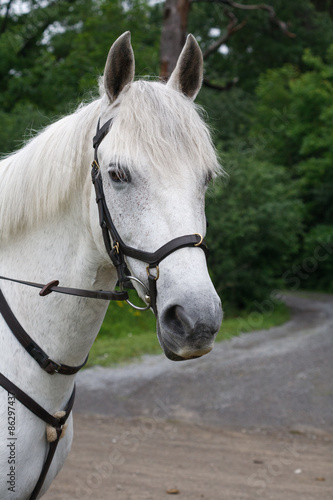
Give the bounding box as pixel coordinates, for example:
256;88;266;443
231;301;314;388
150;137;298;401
0;200;116;409
0;105;117;408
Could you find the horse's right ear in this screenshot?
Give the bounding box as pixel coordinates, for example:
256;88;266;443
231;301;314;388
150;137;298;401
103;31;135;103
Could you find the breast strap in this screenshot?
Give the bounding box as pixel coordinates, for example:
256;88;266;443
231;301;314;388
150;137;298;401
0;372;75;500
0;288;88;375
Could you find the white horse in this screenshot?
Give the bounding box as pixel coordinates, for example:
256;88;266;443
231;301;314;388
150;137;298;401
0;32;222;499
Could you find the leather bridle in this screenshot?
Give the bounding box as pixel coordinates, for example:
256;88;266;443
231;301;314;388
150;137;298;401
0;115;209;499
91;117;209;315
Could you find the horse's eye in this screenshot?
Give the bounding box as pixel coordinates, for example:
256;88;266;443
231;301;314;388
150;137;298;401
108;168;130;183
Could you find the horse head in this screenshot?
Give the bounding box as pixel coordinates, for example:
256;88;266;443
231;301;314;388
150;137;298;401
93;32;223;361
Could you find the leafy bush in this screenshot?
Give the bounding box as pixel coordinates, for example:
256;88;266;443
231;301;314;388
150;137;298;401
206;155;303;311
249;46;333;294
301;225;333;292
253;46;333;227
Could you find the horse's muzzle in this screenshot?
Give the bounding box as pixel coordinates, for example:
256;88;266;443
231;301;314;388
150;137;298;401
157;303;222;361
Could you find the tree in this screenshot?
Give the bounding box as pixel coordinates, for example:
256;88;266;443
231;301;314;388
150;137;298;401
252;46;333;226
206;155;303;310
248;45;333;292
159;0;333;97
0;0;161;154
159;0;295;82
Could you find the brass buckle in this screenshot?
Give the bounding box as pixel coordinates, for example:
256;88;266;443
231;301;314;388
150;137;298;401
146;265;159;281
113;242;120;254
194;233;204;246
44;359;61;375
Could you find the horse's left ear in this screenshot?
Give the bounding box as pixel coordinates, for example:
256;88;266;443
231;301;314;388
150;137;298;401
166;34;203;100
104;31;135;103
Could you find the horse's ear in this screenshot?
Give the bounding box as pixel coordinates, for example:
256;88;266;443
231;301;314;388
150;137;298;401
104;31;135;103
166;34;203;100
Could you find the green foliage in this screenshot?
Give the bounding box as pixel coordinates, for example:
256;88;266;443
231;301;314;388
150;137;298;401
197;85;256;153
302;225;333;292
189;0;333;92
0;0;161;155
0;101;48;153
88;297;159;367
248;45;333;293
206;155;303;311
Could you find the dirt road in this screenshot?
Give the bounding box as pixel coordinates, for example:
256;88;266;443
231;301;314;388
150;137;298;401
44;293;333;500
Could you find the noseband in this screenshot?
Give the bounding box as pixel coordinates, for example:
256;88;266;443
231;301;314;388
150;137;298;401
91;117;209;315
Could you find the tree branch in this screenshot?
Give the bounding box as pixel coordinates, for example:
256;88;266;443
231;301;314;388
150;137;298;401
16;0;76;56
191;0;296;38
202;8;247;60
203;76;239;90
0;0;15;34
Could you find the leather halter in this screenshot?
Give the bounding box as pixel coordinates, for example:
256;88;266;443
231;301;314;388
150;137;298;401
91;117;209;314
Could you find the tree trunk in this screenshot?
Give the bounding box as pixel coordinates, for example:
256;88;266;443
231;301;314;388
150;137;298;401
160;0;191;80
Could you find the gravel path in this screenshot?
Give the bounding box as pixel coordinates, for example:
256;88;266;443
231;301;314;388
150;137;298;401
74;292;333;433
44;292;333;500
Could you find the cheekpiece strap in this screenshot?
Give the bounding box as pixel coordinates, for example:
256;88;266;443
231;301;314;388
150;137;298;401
93;118;113;163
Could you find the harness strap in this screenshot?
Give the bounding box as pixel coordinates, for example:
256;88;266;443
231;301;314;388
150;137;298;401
147;274;158;315
0;372;75;500
93;118;113;159
0;288;88;375
0;372;74;426
29;439;61;500
119;234;208;267
0;275;128;302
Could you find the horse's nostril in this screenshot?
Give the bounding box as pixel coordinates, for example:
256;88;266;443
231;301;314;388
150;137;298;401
163;305;185;335
158;302;222;360
162;304;216;337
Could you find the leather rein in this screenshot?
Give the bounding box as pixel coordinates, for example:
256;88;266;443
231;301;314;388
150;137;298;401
0;115;209;499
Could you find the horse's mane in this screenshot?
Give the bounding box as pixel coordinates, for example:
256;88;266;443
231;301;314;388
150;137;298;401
0;80;221;241
0;100;100;241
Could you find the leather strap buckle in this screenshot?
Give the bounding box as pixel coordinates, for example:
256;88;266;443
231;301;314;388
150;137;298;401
113;241;120;254
43;359;61;375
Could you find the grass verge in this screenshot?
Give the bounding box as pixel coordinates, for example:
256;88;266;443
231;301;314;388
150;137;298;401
86;295;290;368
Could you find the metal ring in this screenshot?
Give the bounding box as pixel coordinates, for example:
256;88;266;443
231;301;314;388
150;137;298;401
146;265;159;281
194;233;204;247
120;276;151;311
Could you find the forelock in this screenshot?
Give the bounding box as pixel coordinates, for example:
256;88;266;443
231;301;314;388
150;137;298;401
104;80;222;179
